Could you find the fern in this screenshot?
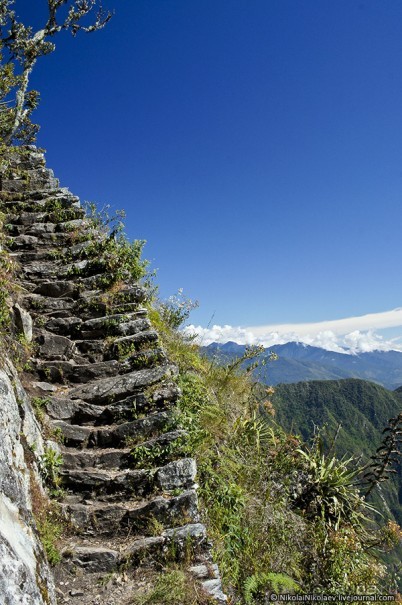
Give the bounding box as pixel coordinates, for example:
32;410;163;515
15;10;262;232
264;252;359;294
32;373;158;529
244;572;300;604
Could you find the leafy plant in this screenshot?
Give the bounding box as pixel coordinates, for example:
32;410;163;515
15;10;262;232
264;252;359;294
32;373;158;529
244;572;300;604
31;396;50;424
363;413;402;498
39;446;63;489
293;435;368;531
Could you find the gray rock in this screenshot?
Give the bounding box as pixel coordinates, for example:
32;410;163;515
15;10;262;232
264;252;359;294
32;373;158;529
70;547;120;573
8;234;39;249
0;363;56;604
163;522;206;544
57;218;90;232
34;281;76;298
46;397;81;420
36;331;75;360
97;411;171;448
125;536;165;561
51;421;92;447
188;564;210;579
13;303;33;342
201;579;228;603
70;364;175;404
31;381;58;392
46;316;82;335
156;458;197;490
70;360;120;383
26;222;56;235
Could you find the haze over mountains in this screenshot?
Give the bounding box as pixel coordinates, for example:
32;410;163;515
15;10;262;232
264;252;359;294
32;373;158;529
203;341;402;390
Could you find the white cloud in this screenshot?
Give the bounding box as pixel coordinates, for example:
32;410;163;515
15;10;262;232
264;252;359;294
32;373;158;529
183;308;402;354
247;308;402;337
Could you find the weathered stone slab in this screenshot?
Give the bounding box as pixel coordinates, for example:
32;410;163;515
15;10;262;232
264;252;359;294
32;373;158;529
33;281;77;298
70;364;174;404
36;331;75;359
156;458;197;490
70;546;120;572
96;411;171;448
13;303;33;342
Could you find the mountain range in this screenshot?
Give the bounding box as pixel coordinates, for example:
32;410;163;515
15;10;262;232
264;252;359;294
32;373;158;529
203;341;402;390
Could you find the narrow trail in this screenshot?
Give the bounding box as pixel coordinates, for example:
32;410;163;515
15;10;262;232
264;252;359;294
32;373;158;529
1;147;226;605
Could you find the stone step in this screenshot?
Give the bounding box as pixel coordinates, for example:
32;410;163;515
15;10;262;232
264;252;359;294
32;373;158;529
36;359;121;384
1;167;59;192
10;249;61;263
52;410;173;448
64;489;198;537
128;430;187;468
119;347;167;371
46;397;105;424
6;232;75;249
21;259;68;278
35;331;76;360
32;280;78;298
8;221;58;236
35;343;165;382
61;467;155;500
5;206;85;226
78;286;147;308
106;330;159;360
62;522;207;572
7;218;89;237
69;363;176;404
60;458;196;501
21;259;105;282
6;211;47;225
91;382;180;423
61;430;186;470
1;192;80;212
45;382;179;425
61;446;132;470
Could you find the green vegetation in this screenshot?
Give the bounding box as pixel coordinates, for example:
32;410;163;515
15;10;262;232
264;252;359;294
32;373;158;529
30;471;63;567
67;202;150;291
132;568;213;605
244;572;300;604
272;380;402;527
31;397;50;425
148;297;401;600
39;446;63;491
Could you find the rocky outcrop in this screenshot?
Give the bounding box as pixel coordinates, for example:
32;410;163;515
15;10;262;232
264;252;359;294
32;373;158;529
0;146;226;604
0;359;56;605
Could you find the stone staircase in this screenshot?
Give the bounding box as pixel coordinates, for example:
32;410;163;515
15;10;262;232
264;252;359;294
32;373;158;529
1;147;226;604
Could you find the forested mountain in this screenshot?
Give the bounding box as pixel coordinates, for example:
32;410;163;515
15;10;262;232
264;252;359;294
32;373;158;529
271;379;402;568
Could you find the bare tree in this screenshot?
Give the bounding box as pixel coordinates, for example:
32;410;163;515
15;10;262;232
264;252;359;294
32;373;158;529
0;0;112;145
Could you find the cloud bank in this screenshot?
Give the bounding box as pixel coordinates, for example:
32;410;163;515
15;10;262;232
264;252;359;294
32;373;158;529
183;308;402;354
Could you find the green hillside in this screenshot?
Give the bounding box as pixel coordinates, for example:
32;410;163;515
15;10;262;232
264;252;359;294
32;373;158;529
271;379;402;569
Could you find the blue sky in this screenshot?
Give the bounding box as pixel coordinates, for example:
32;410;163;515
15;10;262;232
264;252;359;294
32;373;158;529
14;1;402;349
